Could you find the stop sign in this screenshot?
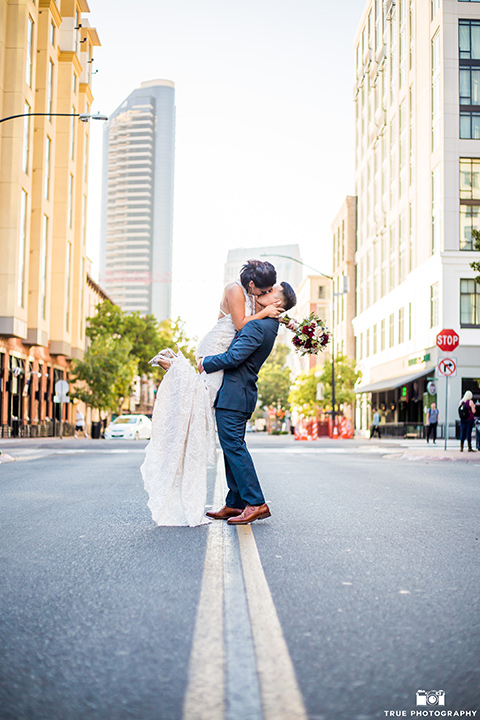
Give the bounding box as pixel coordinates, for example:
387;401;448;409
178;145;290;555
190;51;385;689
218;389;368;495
436;329;459;352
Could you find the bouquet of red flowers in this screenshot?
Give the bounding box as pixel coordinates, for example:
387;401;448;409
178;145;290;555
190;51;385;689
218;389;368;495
282;312;330;356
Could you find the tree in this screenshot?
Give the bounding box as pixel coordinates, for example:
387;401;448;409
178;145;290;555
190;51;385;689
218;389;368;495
86;301;196;376
288;353;361;416
71;335;137;413
257;343;291;410
318;353;362;409
470;228;480;283
288;367;319;417
71;301;197;414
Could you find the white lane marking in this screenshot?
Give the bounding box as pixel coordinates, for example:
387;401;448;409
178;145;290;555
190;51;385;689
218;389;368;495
237;525;308;720
250;447;402;455
183;459;226;720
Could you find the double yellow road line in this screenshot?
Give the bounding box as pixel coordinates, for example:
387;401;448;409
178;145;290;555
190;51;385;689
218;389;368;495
183;462;308;720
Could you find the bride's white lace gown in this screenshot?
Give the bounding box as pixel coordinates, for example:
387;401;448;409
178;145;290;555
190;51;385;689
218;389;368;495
141;283;255;527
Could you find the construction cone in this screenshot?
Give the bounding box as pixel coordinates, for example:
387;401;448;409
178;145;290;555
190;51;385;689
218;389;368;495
294;426;301;441
312;421;318;441
332;424;339;440
300;427;308;441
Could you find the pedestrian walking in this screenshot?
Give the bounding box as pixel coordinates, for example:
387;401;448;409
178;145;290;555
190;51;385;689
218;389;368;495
370;408;381;439
75;409;86;438
458;391;476;452
426;402;439;444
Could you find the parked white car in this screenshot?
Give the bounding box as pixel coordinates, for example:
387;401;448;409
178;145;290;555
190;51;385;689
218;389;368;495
104;414;152;440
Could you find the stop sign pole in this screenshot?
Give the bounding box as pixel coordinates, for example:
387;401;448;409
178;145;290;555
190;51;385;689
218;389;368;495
436;329;460;449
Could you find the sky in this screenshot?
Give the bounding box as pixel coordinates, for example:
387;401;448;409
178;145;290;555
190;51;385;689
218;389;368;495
86;0;365;339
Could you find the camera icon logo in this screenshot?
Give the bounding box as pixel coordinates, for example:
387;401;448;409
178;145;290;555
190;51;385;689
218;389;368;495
416;690;446;707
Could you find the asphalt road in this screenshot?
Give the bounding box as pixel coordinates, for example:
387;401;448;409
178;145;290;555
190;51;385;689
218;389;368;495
0;435;479;720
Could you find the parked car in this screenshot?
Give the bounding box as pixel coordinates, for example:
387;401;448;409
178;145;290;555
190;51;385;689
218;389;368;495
104;414;152;440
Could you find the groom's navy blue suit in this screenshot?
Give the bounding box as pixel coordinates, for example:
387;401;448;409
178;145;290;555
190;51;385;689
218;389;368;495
202;317;279;509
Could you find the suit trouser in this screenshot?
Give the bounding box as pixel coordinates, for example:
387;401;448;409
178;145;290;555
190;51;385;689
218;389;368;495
215;408;265;508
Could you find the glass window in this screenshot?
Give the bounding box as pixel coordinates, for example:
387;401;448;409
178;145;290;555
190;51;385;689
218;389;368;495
430;283;439;327
432;0;440;16
18;190;27;307
432;32;441;150
48;60;54;116
44;136;51;199
68;174;74;227
70;108;75;159
66;241;71;331
459;21;480;136
459;158;480;249
381;319;386;351
389;314;394;348
26;17;33;86
41;215;48;319
22;102;30;173
50;21;55;45
432;165;441;253
398;307;405;343
460;279;480;326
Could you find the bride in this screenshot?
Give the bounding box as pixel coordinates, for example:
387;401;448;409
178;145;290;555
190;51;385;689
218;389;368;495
141;260;282;527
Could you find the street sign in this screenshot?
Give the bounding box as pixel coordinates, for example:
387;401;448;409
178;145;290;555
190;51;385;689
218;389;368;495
55;379;69;395
437;357;457;377
53;395;70;403
436;329;459;352
427;381;437;395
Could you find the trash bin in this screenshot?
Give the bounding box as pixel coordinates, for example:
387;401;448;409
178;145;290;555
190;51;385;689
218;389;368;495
91;421;102;439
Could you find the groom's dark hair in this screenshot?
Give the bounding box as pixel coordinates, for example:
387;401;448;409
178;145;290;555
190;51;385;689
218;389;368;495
280;281;296;311
240;260;277;290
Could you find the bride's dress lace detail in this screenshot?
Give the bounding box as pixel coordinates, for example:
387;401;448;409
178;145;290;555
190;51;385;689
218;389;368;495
141;281;254;527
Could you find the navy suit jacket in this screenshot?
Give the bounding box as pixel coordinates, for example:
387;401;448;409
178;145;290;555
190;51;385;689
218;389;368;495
202;318;279;415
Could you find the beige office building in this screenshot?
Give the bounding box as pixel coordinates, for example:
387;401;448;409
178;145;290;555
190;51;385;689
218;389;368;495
353;0;480;437
331;196;357;362
0;0;100;436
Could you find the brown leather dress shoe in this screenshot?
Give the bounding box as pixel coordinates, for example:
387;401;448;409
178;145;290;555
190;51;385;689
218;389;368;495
227;503;271;524
205;505;243;520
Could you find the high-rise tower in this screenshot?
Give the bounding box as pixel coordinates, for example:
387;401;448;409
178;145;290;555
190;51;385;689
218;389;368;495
100;79;175;321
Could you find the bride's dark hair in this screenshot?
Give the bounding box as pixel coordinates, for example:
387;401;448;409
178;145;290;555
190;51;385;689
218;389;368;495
240;260;277;291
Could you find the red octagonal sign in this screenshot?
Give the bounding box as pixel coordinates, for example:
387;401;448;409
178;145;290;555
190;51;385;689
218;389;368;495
436;328;459;352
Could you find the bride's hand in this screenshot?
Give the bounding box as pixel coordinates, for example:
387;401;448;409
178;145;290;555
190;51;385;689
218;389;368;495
264;301;282;318
286;318;299;331
197;358;204;374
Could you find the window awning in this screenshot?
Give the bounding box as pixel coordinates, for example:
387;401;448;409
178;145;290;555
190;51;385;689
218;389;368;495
355;366;436;394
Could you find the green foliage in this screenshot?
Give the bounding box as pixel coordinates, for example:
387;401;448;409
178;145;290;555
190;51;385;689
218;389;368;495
71;335;136;413
470;228;480;283
288;353;361;416
72;300;196;412
257;343;292;410
318;353;362;408
288;367;319;417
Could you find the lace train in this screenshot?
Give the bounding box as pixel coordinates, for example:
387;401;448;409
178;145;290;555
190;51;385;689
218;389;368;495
140;352;216;526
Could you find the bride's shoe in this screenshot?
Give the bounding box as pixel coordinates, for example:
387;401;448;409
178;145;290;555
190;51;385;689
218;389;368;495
148;348;177;370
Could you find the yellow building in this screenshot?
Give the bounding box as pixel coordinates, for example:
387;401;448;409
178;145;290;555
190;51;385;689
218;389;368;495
0;0;101;437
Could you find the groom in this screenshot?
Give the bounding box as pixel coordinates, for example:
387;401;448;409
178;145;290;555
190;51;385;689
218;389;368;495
197;282;296;525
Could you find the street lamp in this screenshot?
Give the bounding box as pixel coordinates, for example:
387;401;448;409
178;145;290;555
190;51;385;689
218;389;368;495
0;112;108;124
261;252;348;437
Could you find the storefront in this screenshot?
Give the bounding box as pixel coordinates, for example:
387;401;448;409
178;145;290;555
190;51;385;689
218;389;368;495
0;342;73;438
355;367;436;437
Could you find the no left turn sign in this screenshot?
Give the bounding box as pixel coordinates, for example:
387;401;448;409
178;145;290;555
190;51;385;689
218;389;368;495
438;357;457;377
